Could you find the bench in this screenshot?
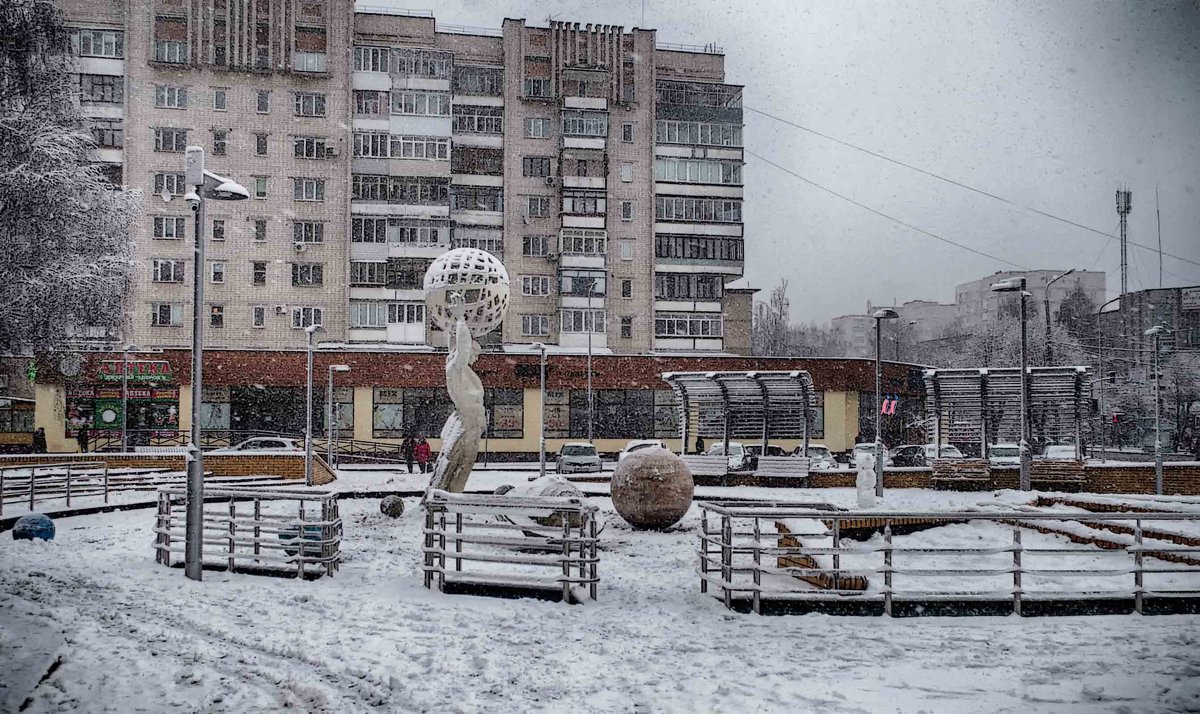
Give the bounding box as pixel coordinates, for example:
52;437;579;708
755;456;810;482
682;455;730;478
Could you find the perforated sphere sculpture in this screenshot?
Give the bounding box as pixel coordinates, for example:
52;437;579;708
611;447;694;530
423;248;510;338
12;513;55;541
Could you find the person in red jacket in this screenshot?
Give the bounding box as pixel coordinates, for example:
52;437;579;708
414;436;432;474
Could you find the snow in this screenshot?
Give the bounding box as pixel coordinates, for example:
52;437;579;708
3;491;1200;712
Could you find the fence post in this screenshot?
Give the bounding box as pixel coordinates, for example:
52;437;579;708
228;498;236;573
883;523;894;617
561;514;571;604
589;511;598;601
30;465;36;510
423;505;434;589
699;509;709;594
103;464;109;504
253;499;261;556
1133;518;1144;615
455;512;463;573
752;516;762;615
1012;527;1023;616
65;464;72;507
831;518;841;592
0;466;5;517
721;514;732;609
297;500;305;579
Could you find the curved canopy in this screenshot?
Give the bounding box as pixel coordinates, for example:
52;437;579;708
661;370;816;448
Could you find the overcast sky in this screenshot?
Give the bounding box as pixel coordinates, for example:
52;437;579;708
377;0;1200;322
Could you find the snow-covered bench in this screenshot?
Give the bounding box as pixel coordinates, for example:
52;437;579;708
755;456;809;481
682;455;729;478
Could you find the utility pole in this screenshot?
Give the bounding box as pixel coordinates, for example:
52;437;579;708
1044;269;1075;366
1116;188;1132;297
1156;186;1162;288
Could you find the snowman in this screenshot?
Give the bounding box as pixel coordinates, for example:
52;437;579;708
855;450;877;509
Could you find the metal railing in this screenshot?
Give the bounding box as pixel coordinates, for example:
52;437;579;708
154;487;341;578
423;490;599;603
656;41;724;54
698;501;1200;615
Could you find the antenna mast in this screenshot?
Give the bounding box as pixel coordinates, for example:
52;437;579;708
1156;185;1162;288
1116;187;1132;297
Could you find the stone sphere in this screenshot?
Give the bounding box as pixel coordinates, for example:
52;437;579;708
503;476;587;529
380;495;405;518
423;248;510;338
12;513;55;541
611;447;694;530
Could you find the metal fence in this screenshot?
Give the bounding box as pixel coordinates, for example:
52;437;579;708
423;490;599;603
154;487;341;579
698;500;1200;615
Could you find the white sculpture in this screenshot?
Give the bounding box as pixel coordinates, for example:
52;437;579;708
855;451;877;508
422;248;510;495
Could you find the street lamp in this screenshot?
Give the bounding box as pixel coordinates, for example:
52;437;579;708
532;342;548;481
991;276;1031;490
873;307;899;498
304;324;323;487
1145;324;1169;494
1043;269;1076;366
326;365;351;468
889;320;917;361
120;343;138;452
182;145;248;582
1095;295;1121;463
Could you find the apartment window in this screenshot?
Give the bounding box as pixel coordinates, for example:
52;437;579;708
254;133;268;155
213;88;227;110
522;276;551;296
79;74;123;103
451;105;503;134
89;119;122;148
620;163;634;183
560;229;606;256
450;186;503;212
562;191;606;216
655;235;745;262
154;40;188;64
654;157;743;185
620;201;633;221
210;262;225;284
524;78;552;98
522;235;551;257
388;303;426;324
251;306;266;328
154;128;187;153
293;221;324;243
73;29;124;58
294;92;326;117
525;117;551;139
621;279;632;298
353;46;390;72
385;259;431;290
212;129;228;156
294;136;328;159
252;261;267;285
522;157;553;178
392;135;449;160
562;110;608;137
451;227;504;255
622;123;634;142
655;312;723;338
151;303;183;327
292;307;323;329
655;120;743;148
620;240;634;261
350;261;387;286
152;259;184;283
451;147;504;176
253;177;267;198
152;216;185;239
657;81;743;108
453;65;502;95
655;196;743;223
291;263;324;286
352;175;387;202
253;219;267;241
350;301;387;328
292;178;325;202
353;132;389;158
526;196;552;218
293;52;327;73
559;269;606;297
391;90;450;116
620;316;633;339
256;90;270;113
152;172;186;196
154;85;187;109
561;309;605;334
211;219;225;241
521;314;550;337
654;273;724;300
392;48;452;78
392;219;448;245
353;90;387;115
351;216;388;243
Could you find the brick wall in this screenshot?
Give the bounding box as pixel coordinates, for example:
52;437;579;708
807;468;932;489
0;452;335;485
1084;463;1200;495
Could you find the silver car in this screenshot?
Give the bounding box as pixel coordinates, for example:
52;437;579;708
556;442;602;474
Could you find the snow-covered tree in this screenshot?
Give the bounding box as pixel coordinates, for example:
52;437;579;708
0;0;139;354
752;280;848;357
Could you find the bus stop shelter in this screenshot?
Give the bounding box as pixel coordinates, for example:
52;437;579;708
661;371;816;455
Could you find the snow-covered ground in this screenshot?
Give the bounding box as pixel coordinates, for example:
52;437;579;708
3;489;1200;712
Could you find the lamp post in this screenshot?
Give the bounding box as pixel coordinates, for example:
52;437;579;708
326;364;350;468
1145;324;1169;494
304;324;322;487
1043;269;1076;366
890;320;917;361
586;276;598;443
1095;296;1121;463
120;343;136;452
873;308;899;498
182;146;249;582
992;277;1031;490
533;342;547;481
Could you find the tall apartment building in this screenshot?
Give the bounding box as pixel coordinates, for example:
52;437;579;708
59;3;749;355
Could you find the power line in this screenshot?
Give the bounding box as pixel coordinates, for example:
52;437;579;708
746;149;1029;270
745;105;1200;271
1089;221;1119;271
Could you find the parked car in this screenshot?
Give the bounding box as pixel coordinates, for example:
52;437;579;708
891;443;966;467
210;437;303;454
987;443;1021;467
618;439;667;462
799;444;837;470
744;444;788;458
851;442;892;467
1040;444;1081;460
706;442;757;472
556;442;602;474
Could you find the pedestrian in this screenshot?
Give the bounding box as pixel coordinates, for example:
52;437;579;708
695;435;705;454
76;427;89;453
415;436;432;474
401;436;416;474
31;427;47;454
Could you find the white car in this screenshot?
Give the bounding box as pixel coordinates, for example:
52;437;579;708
852;442;892;467
556;442;602;474
988;443;1021;467
210;436;303;454
924;444;964;460
706;442;755;472
618;439;667;462
1040;444;1080;460
802;444;837;470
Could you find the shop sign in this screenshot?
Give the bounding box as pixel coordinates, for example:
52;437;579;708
97;360;173;383
1183;287;1200;312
